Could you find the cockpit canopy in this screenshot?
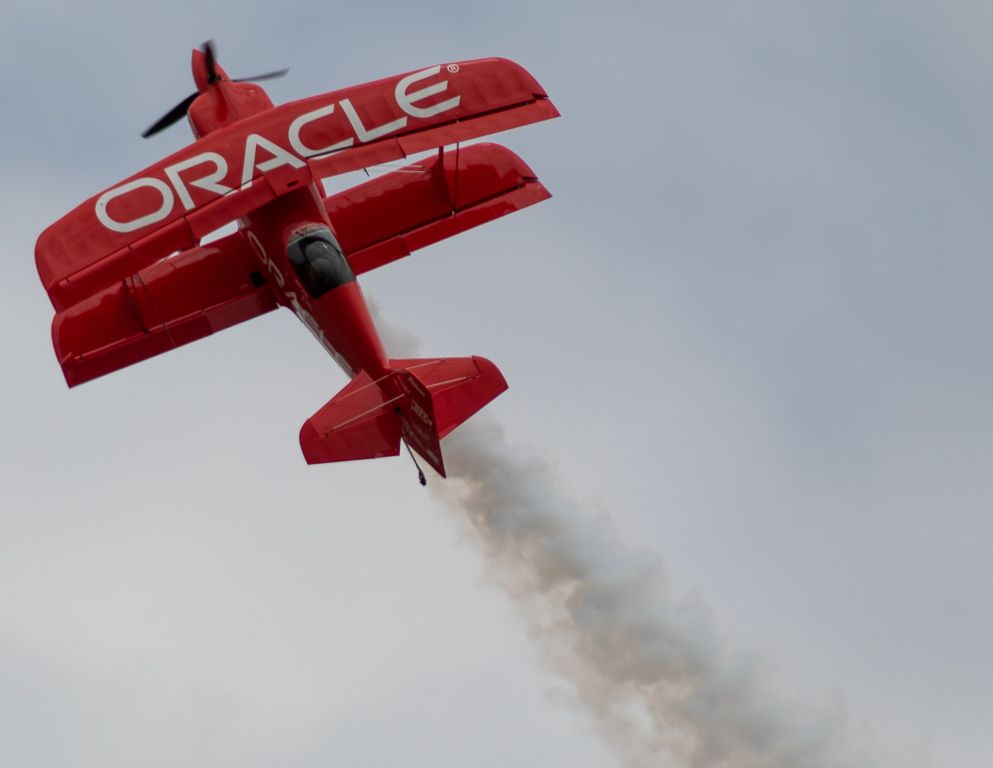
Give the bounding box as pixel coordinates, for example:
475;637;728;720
286;226;355;299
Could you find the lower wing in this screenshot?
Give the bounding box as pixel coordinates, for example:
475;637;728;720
326;142;550;276
53;230;276;387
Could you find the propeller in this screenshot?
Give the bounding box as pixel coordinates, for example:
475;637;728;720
142;40;288;138
141;93;200;139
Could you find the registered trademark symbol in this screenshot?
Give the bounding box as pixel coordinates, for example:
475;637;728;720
447;64;460;73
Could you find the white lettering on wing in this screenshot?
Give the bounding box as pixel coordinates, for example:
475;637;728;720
94;65;465;233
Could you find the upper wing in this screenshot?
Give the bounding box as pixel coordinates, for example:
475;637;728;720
326;142;551;276
36;58;558;310
53;230;276;387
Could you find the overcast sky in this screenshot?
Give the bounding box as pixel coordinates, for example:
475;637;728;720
2;1;992;766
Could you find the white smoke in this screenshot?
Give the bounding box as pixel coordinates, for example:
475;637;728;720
374;305;873;768
432;419;873;768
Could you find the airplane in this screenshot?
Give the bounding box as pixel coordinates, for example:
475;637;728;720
35;42;558;482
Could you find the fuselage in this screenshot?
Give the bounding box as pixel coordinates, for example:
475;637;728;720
240;185;390;380
186;48;391;382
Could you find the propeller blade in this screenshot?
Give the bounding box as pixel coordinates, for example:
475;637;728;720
233;68;289;83
141;92;198;138
202;39;219;84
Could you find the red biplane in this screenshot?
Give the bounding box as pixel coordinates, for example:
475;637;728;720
35;43;557;481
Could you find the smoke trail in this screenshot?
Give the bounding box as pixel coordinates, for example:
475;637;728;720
431;419;871;768
371;302;871;767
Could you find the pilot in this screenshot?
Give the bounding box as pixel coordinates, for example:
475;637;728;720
288;230;355;298
302;238;338;294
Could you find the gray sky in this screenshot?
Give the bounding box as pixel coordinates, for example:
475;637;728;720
2;1;991;766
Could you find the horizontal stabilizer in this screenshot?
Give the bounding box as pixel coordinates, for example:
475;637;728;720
390;356;507;440
299;371;403;464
